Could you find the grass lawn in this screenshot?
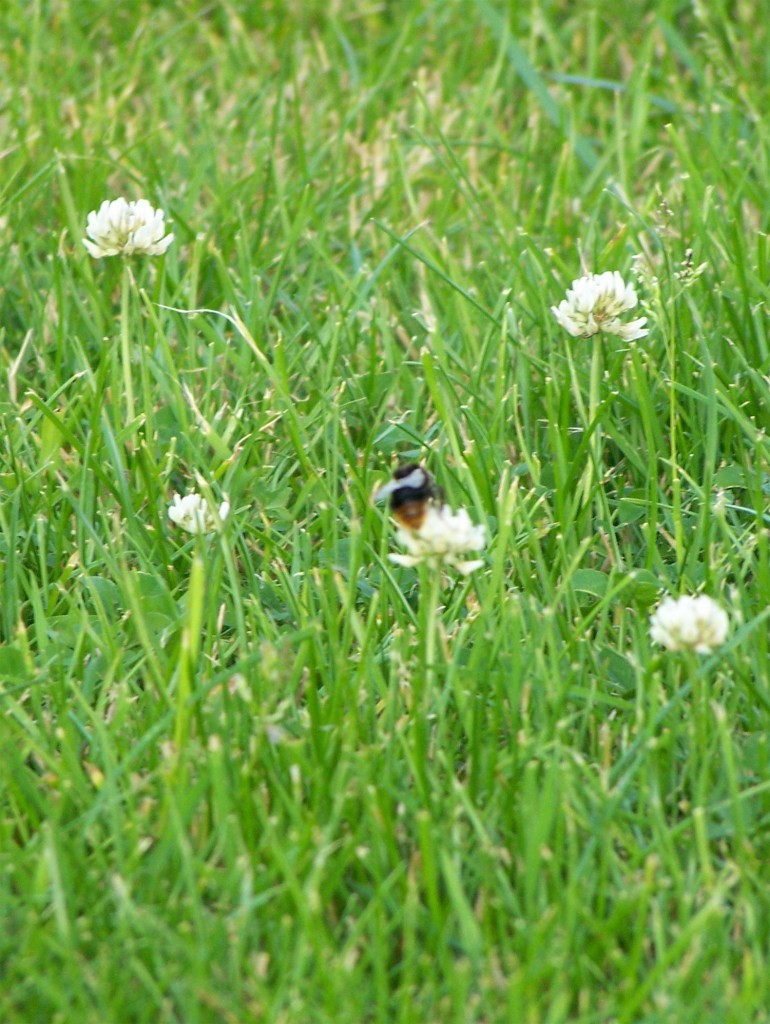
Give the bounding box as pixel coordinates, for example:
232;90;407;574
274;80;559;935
3;1;770;1021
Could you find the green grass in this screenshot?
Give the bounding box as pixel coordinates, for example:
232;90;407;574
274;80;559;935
3;0;770;1020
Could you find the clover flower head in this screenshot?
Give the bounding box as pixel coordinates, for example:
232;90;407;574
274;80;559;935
390;504;486;576
649;594;729;654
83;197;174;258
168;492;230;535
551;271;649;341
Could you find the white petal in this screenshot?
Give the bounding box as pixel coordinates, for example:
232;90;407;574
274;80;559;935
389;553;422;568
450;558;485;575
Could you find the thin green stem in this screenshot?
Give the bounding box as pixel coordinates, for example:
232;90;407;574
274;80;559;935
420;565;443;694
120;261;135;423
580;332;604;506
685;652;709;796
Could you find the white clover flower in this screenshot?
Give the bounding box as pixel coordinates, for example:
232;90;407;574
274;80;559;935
168;492;230;535
83;197;174;258
649;595;729;654
551;271;649;341
390;504;486;576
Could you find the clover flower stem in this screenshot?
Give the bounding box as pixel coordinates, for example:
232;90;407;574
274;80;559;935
136;287;154;437
581;332;604;506
163;551;205;814
408;565;443;802
684;652;709;785
419;565;443;695
120;262;135;423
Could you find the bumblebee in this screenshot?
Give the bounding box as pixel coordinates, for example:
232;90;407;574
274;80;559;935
373;464;443;531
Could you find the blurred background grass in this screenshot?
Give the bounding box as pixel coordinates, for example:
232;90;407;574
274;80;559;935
2;1;770;1021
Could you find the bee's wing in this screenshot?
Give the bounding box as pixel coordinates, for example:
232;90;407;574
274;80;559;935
372;478;401;503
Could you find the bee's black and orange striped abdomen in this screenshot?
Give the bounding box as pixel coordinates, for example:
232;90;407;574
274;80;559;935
374;464;443;532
